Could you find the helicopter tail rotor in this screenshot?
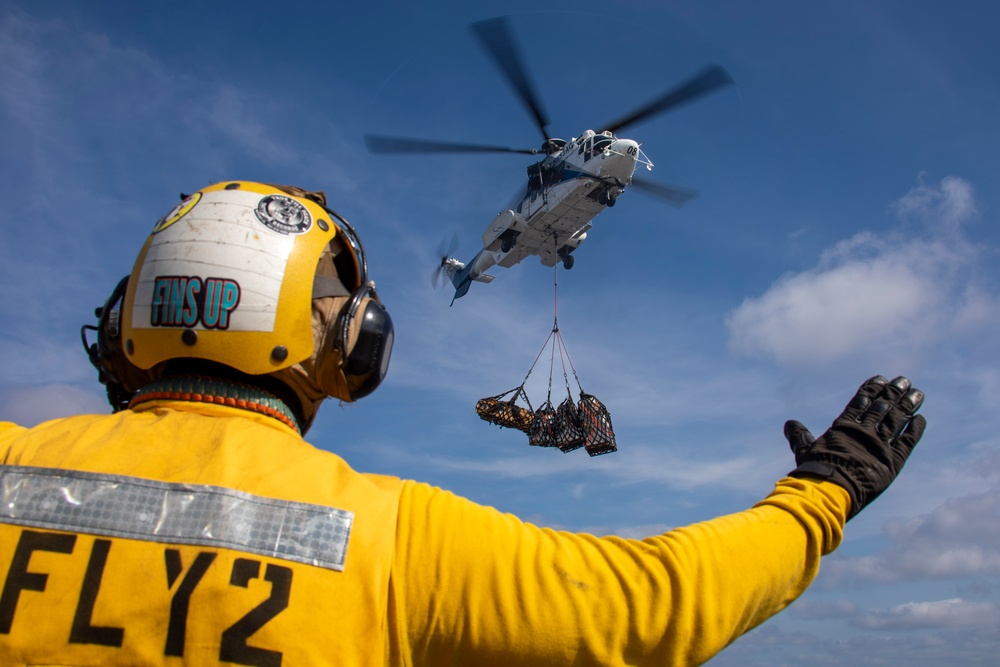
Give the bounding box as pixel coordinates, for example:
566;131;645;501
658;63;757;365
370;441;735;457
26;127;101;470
432;234;460;288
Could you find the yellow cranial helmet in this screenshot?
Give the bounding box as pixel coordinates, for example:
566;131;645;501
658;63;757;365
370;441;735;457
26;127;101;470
107;181;393;428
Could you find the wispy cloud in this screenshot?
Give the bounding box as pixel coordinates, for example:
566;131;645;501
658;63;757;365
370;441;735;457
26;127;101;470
823;489;1000;585
853;598;1000;630
712;621;1000;667
0;383;109;427
0;11;52;139
0;8;360;396
0;9;355;217
788;597;858;620
428;442;768;489
891;174;979;230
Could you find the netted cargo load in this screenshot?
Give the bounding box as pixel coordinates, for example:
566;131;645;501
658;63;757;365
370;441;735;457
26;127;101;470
527;401;559;447
474;266;617;456
528;397;589;451
578;392;617;456
478;341;617;456
554;396;585;452
475;386;534;432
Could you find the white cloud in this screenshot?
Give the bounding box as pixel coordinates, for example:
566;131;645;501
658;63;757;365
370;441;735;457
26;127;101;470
725;176;996;370
853;598;1000;630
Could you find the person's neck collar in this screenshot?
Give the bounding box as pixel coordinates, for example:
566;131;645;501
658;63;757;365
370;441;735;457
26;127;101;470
129;375;302;434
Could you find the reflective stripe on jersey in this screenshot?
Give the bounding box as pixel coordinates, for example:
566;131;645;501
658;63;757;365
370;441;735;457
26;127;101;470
0;466;352;571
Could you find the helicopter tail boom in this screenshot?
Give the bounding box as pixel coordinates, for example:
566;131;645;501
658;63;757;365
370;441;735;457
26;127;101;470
446;250;496;305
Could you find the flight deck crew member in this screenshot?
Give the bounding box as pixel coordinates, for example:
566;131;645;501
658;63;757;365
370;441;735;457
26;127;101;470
0;181;926;666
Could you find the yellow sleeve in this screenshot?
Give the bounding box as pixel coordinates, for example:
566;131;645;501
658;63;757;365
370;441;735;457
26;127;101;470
389;477;849;667
0;422;28;460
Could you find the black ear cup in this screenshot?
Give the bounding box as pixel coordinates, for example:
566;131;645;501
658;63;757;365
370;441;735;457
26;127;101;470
335;283;394;400
81;275;134;411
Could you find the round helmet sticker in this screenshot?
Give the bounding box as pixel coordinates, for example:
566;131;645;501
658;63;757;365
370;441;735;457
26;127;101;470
152;192;202;234
254;194;312;235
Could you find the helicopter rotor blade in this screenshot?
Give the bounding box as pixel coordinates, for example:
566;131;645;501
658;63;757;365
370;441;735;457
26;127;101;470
601;65;734;135
470;17;551;144
630;177;698;207
365;134;539;155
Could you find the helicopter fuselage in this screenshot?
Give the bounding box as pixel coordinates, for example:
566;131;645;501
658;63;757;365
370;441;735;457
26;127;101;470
446;130;646;297
366;19;732;304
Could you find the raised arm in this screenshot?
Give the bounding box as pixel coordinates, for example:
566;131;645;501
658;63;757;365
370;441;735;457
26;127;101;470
389;476;846;667
388;375;924;667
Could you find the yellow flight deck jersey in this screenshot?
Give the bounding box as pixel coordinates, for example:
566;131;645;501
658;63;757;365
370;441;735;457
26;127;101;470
0;401;849;666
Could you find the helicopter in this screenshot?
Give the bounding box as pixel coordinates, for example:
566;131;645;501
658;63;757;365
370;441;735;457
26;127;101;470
365;17;734;304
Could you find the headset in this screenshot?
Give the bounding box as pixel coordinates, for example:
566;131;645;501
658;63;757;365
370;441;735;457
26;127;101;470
81;275;134;412
320;204;394;401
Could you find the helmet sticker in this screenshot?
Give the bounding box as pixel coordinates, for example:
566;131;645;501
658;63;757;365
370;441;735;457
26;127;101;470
254;194;312;235
152;192;202;234
150;276;241;329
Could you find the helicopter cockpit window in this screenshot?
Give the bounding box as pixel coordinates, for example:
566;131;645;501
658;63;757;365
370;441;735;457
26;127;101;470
593;136;613;152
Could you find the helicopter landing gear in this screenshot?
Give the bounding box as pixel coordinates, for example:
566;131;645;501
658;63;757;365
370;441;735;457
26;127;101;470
556;243;575;270
497;229;519;253
598;191;617;207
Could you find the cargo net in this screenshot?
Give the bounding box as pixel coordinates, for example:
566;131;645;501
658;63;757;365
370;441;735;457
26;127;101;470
475;386;535;433
475;268;617;456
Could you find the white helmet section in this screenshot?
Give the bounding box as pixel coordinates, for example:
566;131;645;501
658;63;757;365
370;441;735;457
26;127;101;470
131;189;302;335
122;181;337;378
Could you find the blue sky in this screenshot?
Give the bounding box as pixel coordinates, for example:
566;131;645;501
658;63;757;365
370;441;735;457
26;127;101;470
2;1;999;664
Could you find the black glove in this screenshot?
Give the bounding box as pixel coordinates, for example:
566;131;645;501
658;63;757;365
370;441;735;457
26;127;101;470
784;375;926;520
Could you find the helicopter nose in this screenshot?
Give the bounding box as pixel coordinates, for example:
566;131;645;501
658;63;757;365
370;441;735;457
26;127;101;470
606;138;639;179
613;138;638;153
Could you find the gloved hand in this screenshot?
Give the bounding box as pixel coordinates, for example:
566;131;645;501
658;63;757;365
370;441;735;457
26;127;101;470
784;376;926;520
